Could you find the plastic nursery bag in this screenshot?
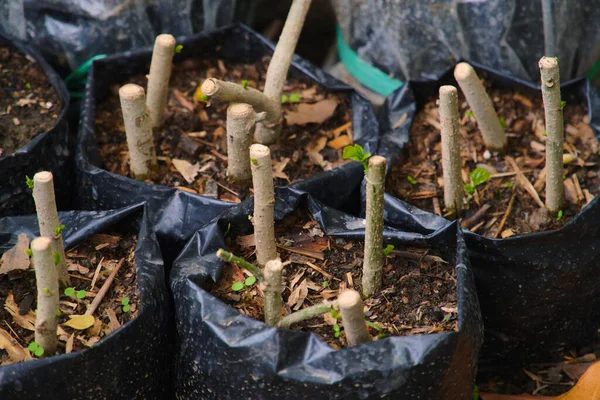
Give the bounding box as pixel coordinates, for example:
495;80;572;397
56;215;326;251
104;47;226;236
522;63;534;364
0;203;173;399
170;186;483;399
377;62;600;372
333;0;600;94
0;32;72;217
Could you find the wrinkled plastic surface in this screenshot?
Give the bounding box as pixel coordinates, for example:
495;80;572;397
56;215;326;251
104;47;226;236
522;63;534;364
0;0;256;74
0;32;72;217
77;24;379;260
0;204;173;399
378;63;600;373
170;186;483;399
334;0;600;84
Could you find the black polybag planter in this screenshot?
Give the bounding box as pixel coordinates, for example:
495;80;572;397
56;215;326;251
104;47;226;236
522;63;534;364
170;187;483;399
0;33;72;217
377;63;600;372
0;204;172;399
75;24;378;227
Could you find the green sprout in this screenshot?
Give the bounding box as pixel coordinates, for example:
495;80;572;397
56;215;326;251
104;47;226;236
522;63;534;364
333;323;341;338
64;287;75;297
232;276;257;292
241;80;249;89
342;144;371;173
53;252;61;265
175;44;183;54
407;175;418;185
231;282;244;292
43;288;49;294
473;385;480;400
542;131;547;137
366;321;387;339
464;167;491;195
224;223;231;236
504;182;514;188
76;290;86;299
281;94;288;103
556;210;563;221
281;93;301;104
465;110;474;118
54;224;66;235
28;341;44;357
56;309;62;317
25;175;34;189
250;157;258;165
25;248;33;257
322;280;329;288
25;83;31;90
330;309;340;319
122;297;131;313
499;116;507;130
382;244;394;257
560;100;566;109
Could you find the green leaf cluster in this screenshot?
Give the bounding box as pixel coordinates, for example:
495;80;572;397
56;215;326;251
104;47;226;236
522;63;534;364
28;341;44;357
464;168;491;195
122;297;131;312
281;93;301;103
382;244;394;257
342;144;371;173
231;276;257;292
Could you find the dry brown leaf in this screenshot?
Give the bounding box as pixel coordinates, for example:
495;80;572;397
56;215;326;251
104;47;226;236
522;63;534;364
0;327;28;362
89;234;120;249
5;293;35;331
172;89;195;112
65;333;75;354
501;229;514;238
285;99;338;125
323;311;337;326
0;233;30;274
106;308;121;331
235;234;255;249
172;159;200;184
63;315;95;330
327;135;352;150
288;279;308;311
307;151;327;168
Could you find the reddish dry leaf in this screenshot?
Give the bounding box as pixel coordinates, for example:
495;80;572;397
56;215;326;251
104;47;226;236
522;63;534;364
0;233;30;274
285;99;338;125
172;89;195;112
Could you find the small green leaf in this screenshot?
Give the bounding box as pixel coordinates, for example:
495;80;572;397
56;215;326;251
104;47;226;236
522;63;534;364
560;100;566;109
465;110;474;118
504;182;514;188
334;331;340;338
25;82;31;89
542;131;547;137
333;323;340;331
54;224;66;235
556;210;564;221
231;282;244;291
199;94;208;102
122;304;131;313
76;290;86;299
322;280;328;288
499;116;507;130
366;321;383;331
122;297;130;306
241;80;249;89
289;93;301;103
175;44;183;54
64;287;75;297
382;244;394;257
28;342;39;352
444;314;451;322
56;309;62;317
464;184;475;195
473;385;480;400
25;248;32;257
25;175;34;189
224;223;231;236
554;56;559;62
34;347;44;357
330;309;340;319
250;157;257;165
407;175;417;185
470;167;491;187
281;94;288;104
244;276;257;286
53;252;61;265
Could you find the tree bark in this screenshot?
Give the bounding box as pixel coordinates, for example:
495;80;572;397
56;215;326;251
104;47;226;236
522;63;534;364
454;62;506;152
539;56;565;213
32;171;69;286
146;34;176;128
255;0;313;144
250;144;277;266
362;155;386;299
31;237;59;355
263;258;283;326
338;289;371;347
439;85;465;213
119;83;158;180
226;103;255;183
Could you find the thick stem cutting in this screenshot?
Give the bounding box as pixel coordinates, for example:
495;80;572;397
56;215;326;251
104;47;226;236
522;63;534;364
226;103;256;183
31;237;59;356
454;62;507;152
216;249;263;280
362;155;386;299
338;289;371;347
439;85;465;213
32;171;70;286
146;34;176;128
250;144;277;266
255;0;312;144
539;56;565;213
119;83;158;180
263;258;283;326
277;301;337;329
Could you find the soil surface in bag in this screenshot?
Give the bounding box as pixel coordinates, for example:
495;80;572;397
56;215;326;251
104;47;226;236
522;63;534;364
96;56;353;202
0;205;172;399
386;74;599;238
0;45;61;155
214;207;457;348
170;187;483;399
0;231;139;363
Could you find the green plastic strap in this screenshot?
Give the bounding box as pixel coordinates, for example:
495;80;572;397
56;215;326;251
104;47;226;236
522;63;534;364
336;26;403;96
64;54;107;97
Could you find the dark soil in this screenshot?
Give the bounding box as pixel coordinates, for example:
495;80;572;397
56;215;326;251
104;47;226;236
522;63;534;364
0;45;61;156
0;232;138;364
386;76;600;238
96;56;353;203
211;209;457;349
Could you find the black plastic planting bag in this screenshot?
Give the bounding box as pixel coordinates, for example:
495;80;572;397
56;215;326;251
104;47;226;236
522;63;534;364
0;0;256;74
334;0;600;87
77;24;378;249
0;204;172;399
0;32;72;217
377;63;600;372
170;187;483;399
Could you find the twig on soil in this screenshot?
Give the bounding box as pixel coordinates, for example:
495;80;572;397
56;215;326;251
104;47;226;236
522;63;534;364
493;188;517;239
277;301;337;329
506;156;545;208
461;204;491;229
85;258;125;316
216;249;264;280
